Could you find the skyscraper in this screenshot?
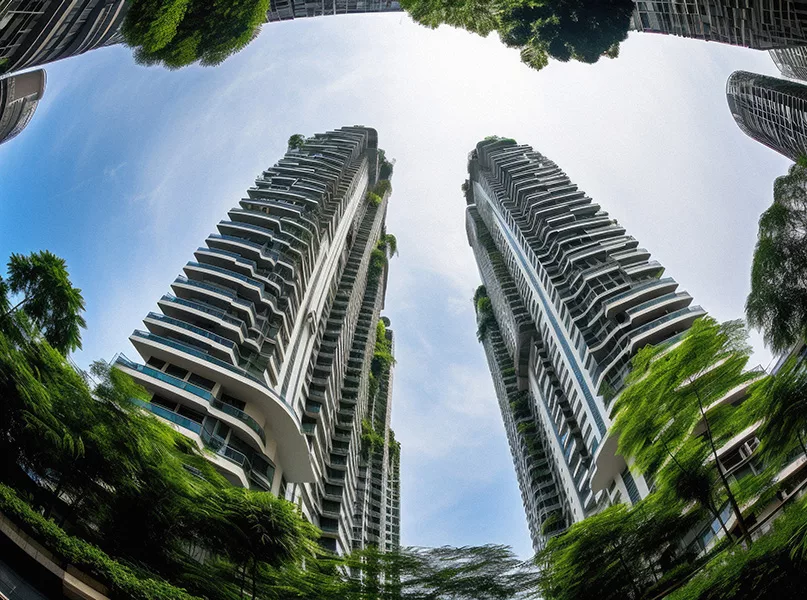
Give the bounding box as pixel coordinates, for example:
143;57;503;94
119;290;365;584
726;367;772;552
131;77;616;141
631;0;807;50
770;47;807;82
0;0;128;77
115;126;400;555
727;70;807;162
466;137;704;551
0;69;45;145
267;0;401;22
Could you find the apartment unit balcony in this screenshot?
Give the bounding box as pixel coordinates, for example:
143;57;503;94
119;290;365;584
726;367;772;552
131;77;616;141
115;355;267;447
171;275;259;327
128;330;313;481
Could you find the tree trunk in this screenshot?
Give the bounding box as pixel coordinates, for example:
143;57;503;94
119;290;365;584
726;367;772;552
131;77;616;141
695;389;753;547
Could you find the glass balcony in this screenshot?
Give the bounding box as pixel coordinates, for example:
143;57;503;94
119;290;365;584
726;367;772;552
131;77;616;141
146;312;237;350
130;397;202;434
116;355;267;443
160;295;248;337
131;330;268;389
201;427;252;476
116;355;213;401
210;399;266;443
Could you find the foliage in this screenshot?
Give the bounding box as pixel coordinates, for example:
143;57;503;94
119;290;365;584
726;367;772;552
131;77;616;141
122;0;269;69
746;162;807;353
287;134;306;151
473;285;496;341
343;544;542;599
536;497;702;600
0;483;200;600
753;355;807;462
400;0;634;71
667;498;807;600
0;262;322;600
361;418;385;458
0;250;86;355
613;317;760;543
367;231;398;285
378;149;395;180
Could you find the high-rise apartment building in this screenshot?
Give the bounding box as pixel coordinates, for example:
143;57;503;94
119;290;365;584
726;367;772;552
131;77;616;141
770;47;807;82
727;70;807;162
0;69;45;145
0;0;128;77
631;0;807;50
466;137;704;551
267;0;401;22
115;126;400;555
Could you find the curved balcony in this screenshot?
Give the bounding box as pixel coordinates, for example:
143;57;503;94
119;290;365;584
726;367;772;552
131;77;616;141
115;355;267;447
130;397;202;435
158;294;248;341
603;277;679;318
143;312;239;365
590;433;625;493
171;276;258;327
129;330;314;481
184;262;282;314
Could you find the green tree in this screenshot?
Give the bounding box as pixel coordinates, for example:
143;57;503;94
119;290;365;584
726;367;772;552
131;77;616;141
0;251;86;354
614;317;759;545
208;487;320;599
536;498;700;600
378;149;395;180
473;285;496;340
288;134;306;151
400;0;634;71
122;0;269;69
753;355;807;461
746;162;807;353
343;544;541;599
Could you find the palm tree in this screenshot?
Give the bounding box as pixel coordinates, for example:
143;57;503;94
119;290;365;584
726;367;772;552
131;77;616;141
0;251;86;354
746;162;807;354
755;355;807;461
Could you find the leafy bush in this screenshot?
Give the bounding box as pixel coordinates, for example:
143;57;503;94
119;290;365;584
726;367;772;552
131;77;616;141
0;484;200;600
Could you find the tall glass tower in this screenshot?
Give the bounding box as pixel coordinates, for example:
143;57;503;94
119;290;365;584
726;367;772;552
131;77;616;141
466;137;704;551
117;126;400;555
727;70;807;162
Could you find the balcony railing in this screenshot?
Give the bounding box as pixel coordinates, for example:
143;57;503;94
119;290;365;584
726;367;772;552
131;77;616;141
131;330;268;389
130;397;202;434
201;427;252;475
161;294;248;337
147;312;237;351
117;355;267;443
116;355;214;401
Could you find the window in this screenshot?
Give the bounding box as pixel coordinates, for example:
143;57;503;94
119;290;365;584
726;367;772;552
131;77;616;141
189;373;215;390
166;364;189;380
147;357;166;370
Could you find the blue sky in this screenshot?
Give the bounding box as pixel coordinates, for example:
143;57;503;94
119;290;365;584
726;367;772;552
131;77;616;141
0;15;793;557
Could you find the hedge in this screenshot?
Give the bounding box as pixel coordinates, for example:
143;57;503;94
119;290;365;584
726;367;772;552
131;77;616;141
0;483;201;600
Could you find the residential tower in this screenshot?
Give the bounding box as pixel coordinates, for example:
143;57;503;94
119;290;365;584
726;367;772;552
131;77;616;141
116;126;400;555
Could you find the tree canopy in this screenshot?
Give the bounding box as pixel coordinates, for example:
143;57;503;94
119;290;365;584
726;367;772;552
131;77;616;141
0;250;86;355
746;161;807;353
122;0;269;69
400;0;634;71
